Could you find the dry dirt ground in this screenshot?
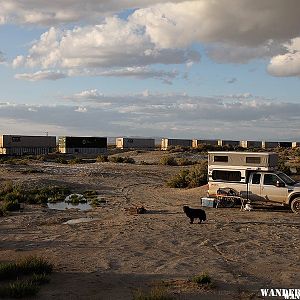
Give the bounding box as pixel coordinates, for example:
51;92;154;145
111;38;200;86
0;155;299;300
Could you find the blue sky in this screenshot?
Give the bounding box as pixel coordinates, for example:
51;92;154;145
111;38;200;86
0;1;300;140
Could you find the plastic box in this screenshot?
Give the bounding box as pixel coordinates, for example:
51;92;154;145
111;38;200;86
201;197;216;208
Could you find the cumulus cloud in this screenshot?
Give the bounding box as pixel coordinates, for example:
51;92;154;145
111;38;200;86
130;0;300;48
12;19;200;72
15;70;67;81
8;0;300;78
0;0;189;26
267;38;300;77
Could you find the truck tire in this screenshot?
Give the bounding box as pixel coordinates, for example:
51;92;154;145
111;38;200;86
290;197;300;214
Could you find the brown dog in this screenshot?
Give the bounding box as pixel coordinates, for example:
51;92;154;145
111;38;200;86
183;206;206;224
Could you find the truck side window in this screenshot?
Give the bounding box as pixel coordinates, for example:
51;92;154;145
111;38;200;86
252;173;261;184
263;174;279;186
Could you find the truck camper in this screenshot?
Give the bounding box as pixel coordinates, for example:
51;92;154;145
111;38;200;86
208;152;300;213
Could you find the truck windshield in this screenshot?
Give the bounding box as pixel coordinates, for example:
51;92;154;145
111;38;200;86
277;172;296;186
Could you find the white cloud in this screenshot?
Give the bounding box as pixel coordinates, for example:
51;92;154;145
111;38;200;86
130;0;300;48
15;70;67;81
8;0;300;78
12;19;200;73
267;38;300;77
1;93;300;140
74;107;87;113
0;1;187;26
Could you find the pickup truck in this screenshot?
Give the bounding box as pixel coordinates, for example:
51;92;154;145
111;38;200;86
208;151;300;213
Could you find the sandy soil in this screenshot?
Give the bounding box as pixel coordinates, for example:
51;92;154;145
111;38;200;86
0;158;299;300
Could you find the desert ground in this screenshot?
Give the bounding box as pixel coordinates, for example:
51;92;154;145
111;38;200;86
0;151;299;300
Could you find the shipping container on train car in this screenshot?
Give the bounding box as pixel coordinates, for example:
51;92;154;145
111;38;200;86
58;136;107;154
192;139;219;148
161;138;192;150
218;140;240;147
0;135;56;155
240;140;263;148
278;141;293;148
262;141;279;149
115;137;155;149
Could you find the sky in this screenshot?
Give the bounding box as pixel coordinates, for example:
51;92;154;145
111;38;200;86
0;0;300;141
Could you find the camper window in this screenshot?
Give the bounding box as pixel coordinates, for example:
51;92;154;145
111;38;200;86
246;157;261;164
214;156;228;162
212;170;241;182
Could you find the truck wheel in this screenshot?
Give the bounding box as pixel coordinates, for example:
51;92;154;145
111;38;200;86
290;198;300;214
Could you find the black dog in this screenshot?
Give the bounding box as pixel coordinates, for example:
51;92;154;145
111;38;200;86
183;206;206;224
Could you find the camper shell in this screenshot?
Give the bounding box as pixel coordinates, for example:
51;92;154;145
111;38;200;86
208;151;278;171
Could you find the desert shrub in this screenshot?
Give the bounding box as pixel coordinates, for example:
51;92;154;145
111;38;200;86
123;157;135;164
159;156;178;166
191;273;211;285
109;156;124;163
168;146;190;153
29;273;50;285
4;158;29;165
96;155;109;162
167;161;208;188
167;170;189;188
2;200;20;212
54;157;68;164
277;158;291;175
0;280;39;298
66;194;87;204
133;288;175;300
0;256;53;281
176;158;195;166
185;162;208;188
109;156;135;164
0;181;14;194
68;158;83;164
0;207;6;217
83;190;98;198
0;184;70;205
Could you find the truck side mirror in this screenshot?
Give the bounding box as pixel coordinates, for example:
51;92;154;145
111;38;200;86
276;181;285;187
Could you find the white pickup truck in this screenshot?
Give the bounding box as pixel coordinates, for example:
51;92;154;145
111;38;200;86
208;151;300;213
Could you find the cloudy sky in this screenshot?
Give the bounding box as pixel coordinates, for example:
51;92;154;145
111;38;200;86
1;0;300;140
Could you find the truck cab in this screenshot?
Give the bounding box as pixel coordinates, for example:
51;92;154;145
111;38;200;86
208;151;300;213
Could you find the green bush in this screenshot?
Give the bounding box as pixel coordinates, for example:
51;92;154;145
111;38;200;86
109;156;135;164
176;158;195;166
2;200;20;212
54;157;68;164
133;288;175;300
159;156;178;166
109;156;124;163
167;161;208;188
0;256;53;281
191;273;211;284
96;155;109;162
29;273;50;285
123;157;135;164
68;158;83;164
0;280;39;298
0;184;70;205
167;170;189;188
